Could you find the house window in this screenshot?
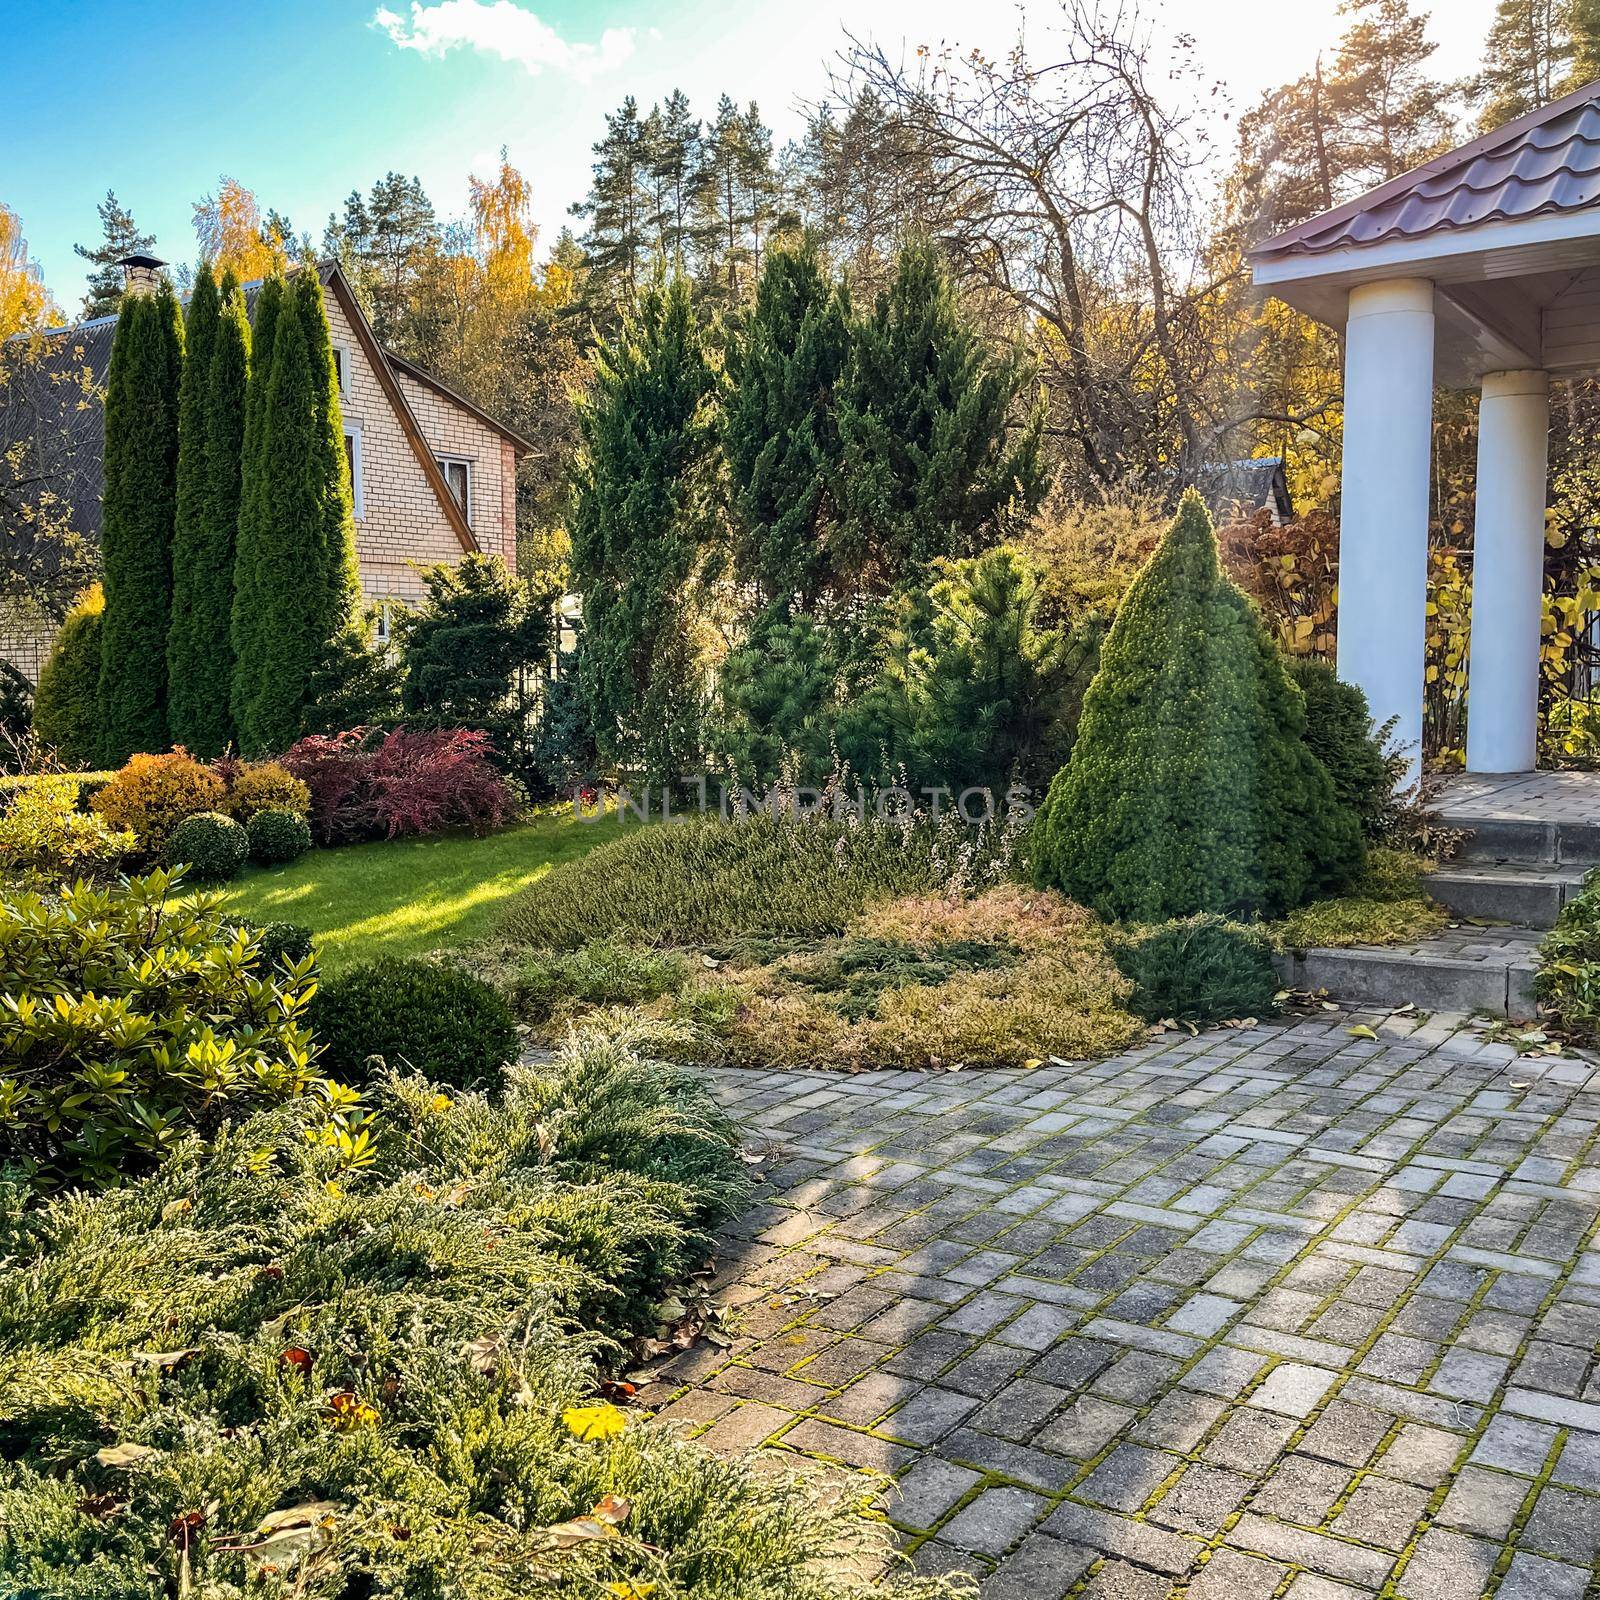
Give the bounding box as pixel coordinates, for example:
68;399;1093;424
436;455;471;523
374;602;393;646
343;426;364;519
331;342;352;398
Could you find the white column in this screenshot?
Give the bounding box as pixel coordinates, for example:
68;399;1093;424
1338;279;1436;787
1466;370;1550;774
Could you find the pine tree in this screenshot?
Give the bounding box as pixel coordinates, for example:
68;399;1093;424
98;281;183;764
1327;0;1455;181
1031;492;1361;921
166;264;221;751
881;545;1078;796
647;90;702;270
571;276;717;779
325;172;438;342
229;277;283;742
72;191;155;320
1474;0;1572;127
832;241;1044;598
232;271;360;754
725;241;851;610
573;98;652;304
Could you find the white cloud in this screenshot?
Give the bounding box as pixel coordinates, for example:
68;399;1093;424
372;1;634;83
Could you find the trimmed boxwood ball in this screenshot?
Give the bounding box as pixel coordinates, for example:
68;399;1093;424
254;919;314;968
163;810;248;882
1114;913;1281;1024
247;805;312;865
314;955;520;1088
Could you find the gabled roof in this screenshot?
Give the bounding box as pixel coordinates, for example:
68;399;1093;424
1253;78;1600;262
6;259;528;562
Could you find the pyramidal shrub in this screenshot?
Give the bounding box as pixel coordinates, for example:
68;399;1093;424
1032;490;1360;921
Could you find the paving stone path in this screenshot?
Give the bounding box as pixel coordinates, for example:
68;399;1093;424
637;1010;1600;1599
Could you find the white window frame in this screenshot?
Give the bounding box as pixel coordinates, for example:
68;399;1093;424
436;454;472;525
374;601;393;646
331;341;352;399
344;424;364;520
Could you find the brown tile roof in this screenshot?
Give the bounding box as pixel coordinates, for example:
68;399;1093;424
1253;79;1600;261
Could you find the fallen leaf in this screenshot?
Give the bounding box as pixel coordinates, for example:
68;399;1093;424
95;1443;158;1469
462;1335;500;1377
278;1345;314;1376
1347;1025;1377;1040
606;1585;658;1599
214;1501;338;1562
160;1198;192;1222
129;1348;198;1370
563;1403;627;1442
326;1391;378;1430
536;1494;632;1549
1022;1057;1043;1070
1391;1002;1416;1014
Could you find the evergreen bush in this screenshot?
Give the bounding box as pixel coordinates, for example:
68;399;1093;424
571;276;718;781
1535;876;1600;1035
0;1045;936;1600
0;775;136;882
314;955;521;1087
0;869;317;1187
247;805;312;865
496;813;958;950
163;809;248;881
1114;913;1282;1023
1287;656;1404;839
91;749;227;853
1031;491;1362;921
33;583;104;766
399;553;549;763
224;757;311;821
253;917;315;967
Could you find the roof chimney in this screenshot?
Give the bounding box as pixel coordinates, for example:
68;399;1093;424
116;252;166;298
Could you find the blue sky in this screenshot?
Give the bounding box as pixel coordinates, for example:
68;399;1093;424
7;0;1499;313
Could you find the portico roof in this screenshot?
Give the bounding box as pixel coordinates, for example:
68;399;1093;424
1250;80;1600;382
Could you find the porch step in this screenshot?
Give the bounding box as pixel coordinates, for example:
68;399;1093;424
1423;860;1588;929
1438;811;1600;867
1277;925;1543;1018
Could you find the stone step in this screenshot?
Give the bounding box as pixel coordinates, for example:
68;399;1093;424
1423;861;1588;929
1439;812;1600;866
1277;925;1544;1018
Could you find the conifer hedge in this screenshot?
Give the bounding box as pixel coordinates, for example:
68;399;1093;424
165;264;221;752
1031;490;1361;921
168;268;250;756
231;273;361;755
98;282;182;765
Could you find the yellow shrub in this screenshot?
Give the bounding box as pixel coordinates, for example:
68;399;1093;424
859;951;1139;1068
92;751;227;852
850;884;1100;951
226;760;311;822
0;777;136;879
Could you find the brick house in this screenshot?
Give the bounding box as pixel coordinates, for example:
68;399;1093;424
0;255;528;679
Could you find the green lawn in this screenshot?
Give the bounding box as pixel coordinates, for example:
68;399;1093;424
223;810;628;971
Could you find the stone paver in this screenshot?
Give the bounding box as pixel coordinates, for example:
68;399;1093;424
637;1008;1600;1596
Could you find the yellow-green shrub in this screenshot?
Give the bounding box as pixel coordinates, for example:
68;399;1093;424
224;758;311;822
0;869;320;1188
0;776;136;881
91;749;227;851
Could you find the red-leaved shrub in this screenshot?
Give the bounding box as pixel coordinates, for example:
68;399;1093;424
280;727;513;844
